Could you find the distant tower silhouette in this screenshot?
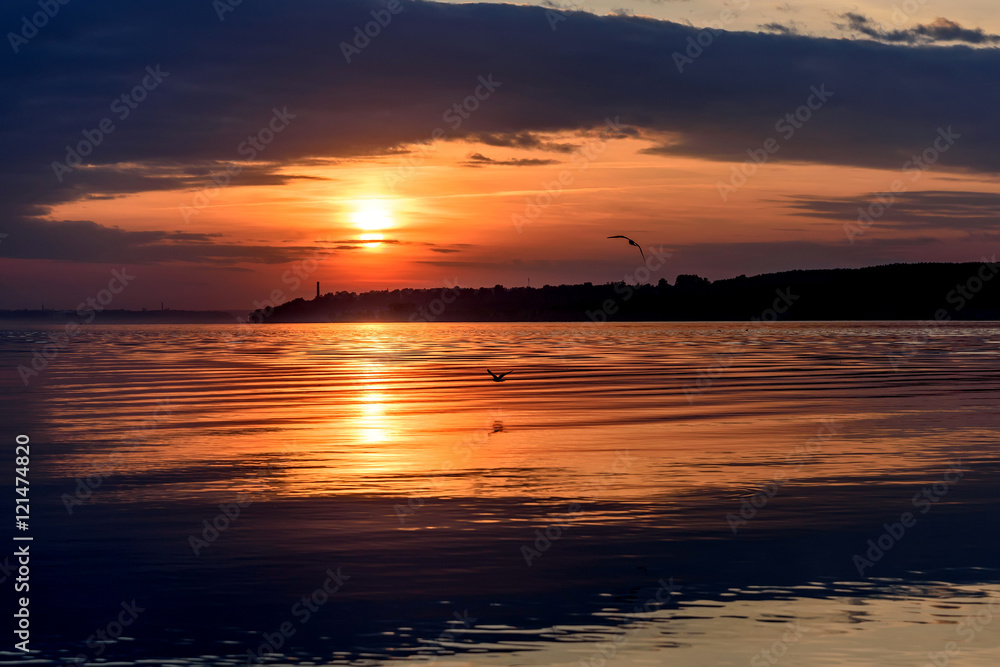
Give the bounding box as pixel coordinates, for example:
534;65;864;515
316;282;320;299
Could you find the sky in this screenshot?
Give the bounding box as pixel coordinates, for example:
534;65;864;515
2;0;999;310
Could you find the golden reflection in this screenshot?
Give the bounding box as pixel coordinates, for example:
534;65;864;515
42;323;1000;504
357;391;389;444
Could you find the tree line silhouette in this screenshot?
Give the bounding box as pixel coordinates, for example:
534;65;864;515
255;262;1000;323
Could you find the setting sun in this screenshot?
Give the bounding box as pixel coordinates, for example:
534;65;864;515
351;198;394;232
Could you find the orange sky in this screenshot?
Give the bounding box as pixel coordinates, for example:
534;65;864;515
4;1;1000;311
12;131;992;311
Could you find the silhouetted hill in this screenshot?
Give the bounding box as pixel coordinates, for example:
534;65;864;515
253;262;1000;323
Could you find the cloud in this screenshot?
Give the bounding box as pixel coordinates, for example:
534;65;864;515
0;217;304;264
836;14;1000;45
462;152;562;167
464;132;579;153
783;190;1000;232
4;0;1000;265
759;22;799;36
330;238;401;245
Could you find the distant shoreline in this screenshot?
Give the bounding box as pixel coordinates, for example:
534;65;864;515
5;261;999;325
0;309;238;325
3;318;1000;326
252;261;1000;324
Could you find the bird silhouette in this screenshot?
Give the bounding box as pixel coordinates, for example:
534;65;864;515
487;369;513;382
607;235;645;262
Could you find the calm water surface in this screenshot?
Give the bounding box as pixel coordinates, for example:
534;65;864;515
1;322;998;666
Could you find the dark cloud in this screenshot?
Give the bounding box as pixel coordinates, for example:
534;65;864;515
759;22;799;36
2;0;994;183
4;0;1000;264
784;190;1000;232
465;132;579;153
837;14;1000;45
52;162;326;208
0;217;304;264
462;152;561;167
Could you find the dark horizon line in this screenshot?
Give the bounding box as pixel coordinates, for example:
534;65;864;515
3;260;997;320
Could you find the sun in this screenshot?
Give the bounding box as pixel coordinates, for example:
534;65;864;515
351;198;393;232
350;198;394;248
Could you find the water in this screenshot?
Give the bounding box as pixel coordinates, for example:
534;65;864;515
2;322;999;666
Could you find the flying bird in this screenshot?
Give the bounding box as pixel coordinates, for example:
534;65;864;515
607;235;645;262
487;369;513;382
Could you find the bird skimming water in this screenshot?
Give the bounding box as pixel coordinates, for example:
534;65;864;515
607;235;644;262
487;369;513;382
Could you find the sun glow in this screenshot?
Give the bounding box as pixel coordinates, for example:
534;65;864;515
349;198;395;248
351;198;394;232
359;232;384;248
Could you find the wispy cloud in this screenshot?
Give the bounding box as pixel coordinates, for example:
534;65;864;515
836;14;1000;45
461;153;562;167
